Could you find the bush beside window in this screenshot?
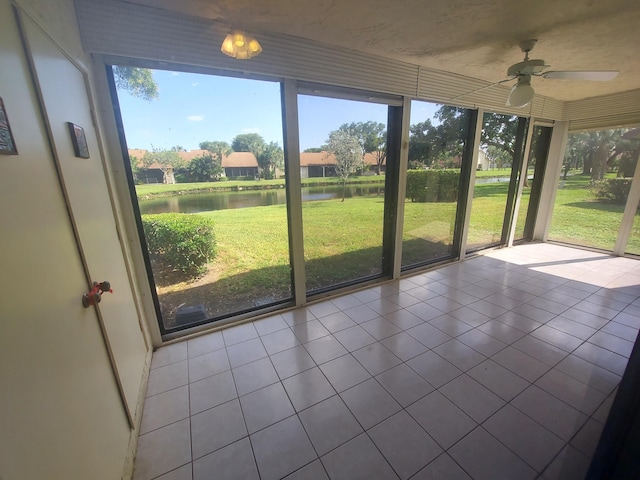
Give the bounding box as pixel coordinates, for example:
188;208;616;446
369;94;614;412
406;169;460;202
142;213;216;277
590;178;634;205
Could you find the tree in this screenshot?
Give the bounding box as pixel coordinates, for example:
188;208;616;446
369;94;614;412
564;129;638;181
338;121;387;174
142;146;184;184
564;132;587;179
618;128;640;177
257;142;284;180
200;141;232;176
484;145;512;169
188;153;223;182
231;133;269;178
231;133;266;156
590;130;622;181
303;147;323;153
128;154;144;184
408;106;467;168
200;141;232;158
480;113;518;162
112;66;159;101
408;119;435;166
324;130;364;201
432;106;468;160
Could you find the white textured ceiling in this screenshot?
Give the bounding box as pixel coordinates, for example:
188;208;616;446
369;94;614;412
124;0;640;102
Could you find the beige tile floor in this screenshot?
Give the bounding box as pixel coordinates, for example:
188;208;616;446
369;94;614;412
133;243;640;480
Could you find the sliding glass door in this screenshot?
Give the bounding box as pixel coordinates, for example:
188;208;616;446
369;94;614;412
297;94;391;293
549;126;640;251
111;65;553;335
466;112;527;253
401;101;469;267
112;67;292;332
514;125;552;242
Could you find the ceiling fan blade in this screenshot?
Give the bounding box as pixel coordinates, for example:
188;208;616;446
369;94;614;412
542;70;618;81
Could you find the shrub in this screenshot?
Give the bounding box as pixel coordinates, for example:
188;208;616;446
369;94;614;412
406;170;428;202
406;169;460;202
437;170;460;202
141;213;216;277
174;173;191;183
590;178;633;205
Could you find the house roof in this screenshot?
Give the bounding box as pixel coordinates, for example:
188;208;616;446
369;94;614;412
180;149;210;162
127;148;166;170
129;148;386;169
300;151;384;167
222;151;258;168
128;149;259;168
300;152;335;166
129;149;384;169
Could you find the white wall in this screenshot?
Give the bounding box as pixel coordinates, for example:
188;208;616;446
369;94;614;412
0;0;148;478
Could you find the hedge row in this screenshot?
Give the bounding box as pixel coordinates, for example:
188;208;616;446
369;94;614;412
142;213;216;277
406;169;460;202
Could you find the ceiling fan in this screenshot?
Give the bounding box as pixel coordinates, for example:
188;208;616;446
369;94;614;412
504;39;618;107
452;39;618;107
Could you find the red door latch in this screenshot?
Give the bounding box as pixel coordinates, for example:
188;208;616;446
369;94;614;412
82;281;113;308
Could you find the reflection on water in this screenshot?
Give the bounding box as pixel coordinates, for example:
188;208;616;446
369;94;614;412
138;185;385;214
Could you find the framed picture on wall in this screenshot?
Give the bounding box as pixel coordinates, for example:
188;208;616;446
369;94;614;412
0;97;18;155
67;122;90;159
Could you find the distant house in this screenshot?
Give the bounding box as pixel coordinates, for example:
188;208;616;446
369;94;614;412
178;150;259;179
127;148;385;182
363;152;386;175
300;152;336;178
127;149;261;182
128;148;170;183
180;150;260;179
477;150;490;171
221;151;259;179
300;151;385;178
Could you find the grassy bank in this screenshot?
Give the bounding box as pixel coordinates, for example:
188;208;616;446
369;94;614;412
135;169;533;199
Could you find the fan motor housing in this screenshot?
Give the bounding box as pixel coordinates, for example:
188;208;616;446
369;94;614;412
507;59;548;77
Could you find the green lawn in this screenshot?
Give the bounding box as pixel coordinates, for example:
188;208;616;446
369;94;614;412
151;172;639;325
548;174;629;251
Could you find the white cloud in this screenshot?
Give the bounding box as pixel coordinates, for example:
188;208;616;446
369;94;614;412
187;115;204;122
192;82;199;87
171;72;180;76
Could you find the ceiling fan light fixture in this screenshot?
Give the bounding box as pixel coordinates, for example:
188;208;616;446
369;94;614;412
221;31;262;60
507;76;534;108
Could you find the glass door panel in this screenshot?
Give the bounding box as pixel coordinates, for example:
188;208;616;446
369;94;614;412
297;94;388;293
113;67;292;332
402;102;468;267
514;125;552;241
549;127;638;251
466;112;522;252
626;200;640;255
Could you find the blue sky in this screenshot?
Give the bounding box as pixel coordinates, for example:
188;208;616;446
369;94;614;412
115;68;439;152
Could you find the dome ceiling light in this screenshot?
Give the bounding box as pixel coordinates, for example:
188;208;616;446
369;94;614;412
221;31;262;60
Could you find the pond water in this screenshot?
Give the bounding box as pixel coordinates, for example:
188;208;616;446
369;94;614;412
138;184;386;214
